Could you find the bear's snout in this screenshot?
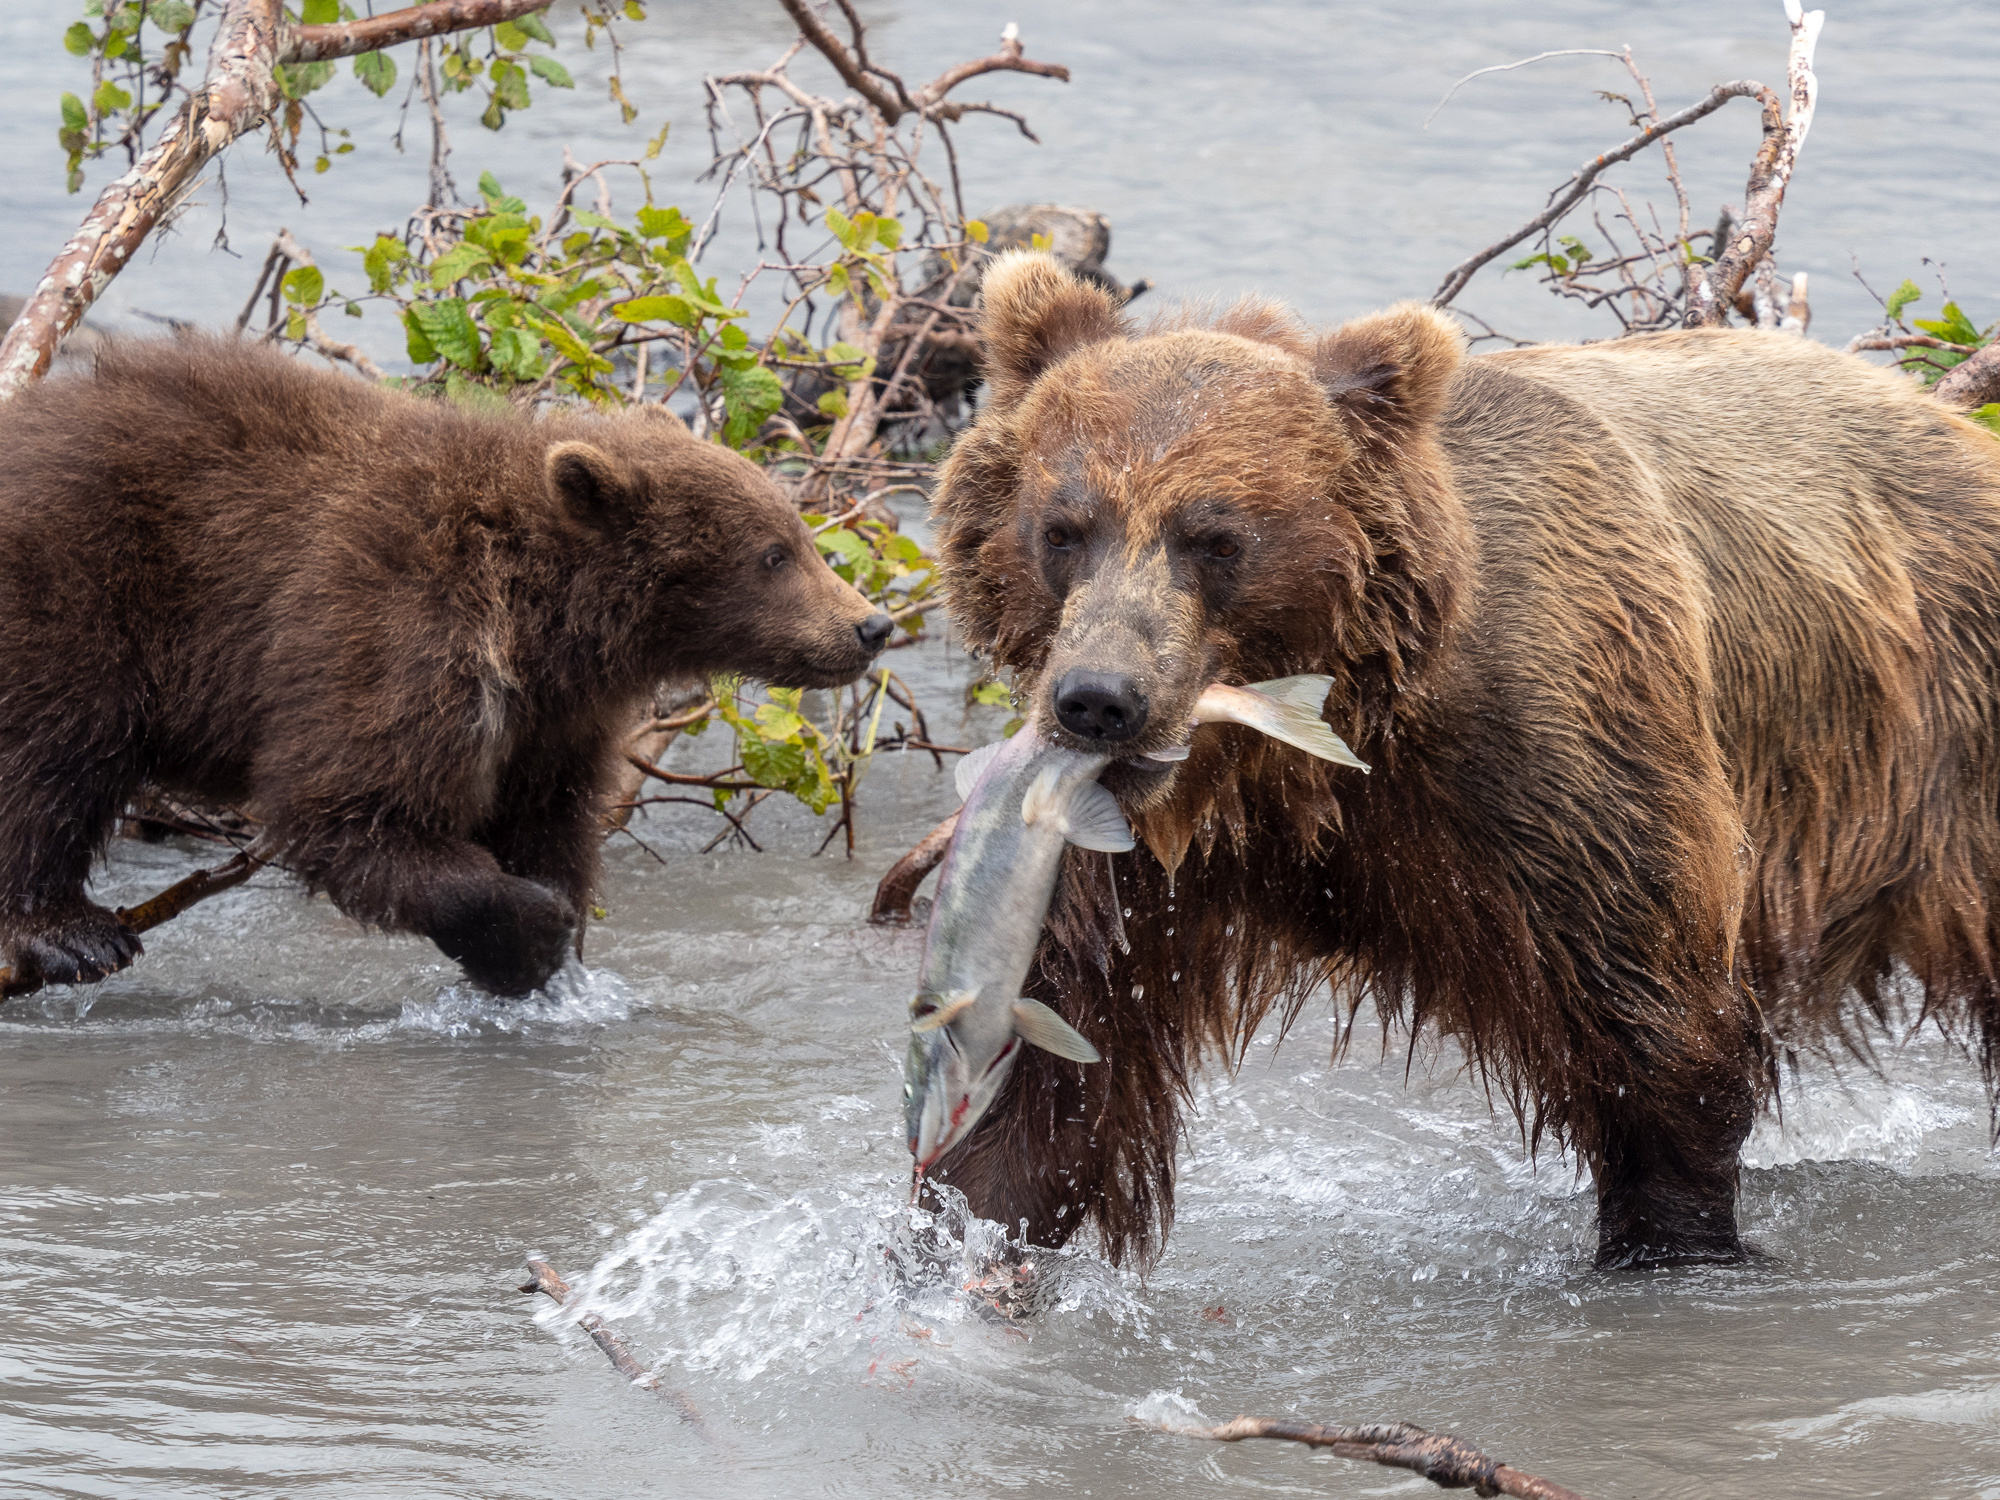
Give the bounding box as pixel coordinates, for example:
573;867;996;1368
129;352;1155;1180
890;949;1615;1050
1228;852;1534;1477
856;611;893;655
1052;668;1149;743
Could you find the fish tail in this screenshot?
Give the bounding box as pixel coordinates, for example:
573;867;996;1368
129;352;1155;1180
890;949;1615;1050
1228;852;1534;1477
1233;675;1370;771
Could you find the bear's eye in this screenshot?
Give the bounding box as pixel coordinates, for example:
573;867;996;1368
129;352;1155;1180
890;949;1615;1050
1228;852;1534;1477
1204;536;1241;561
763;544;790;571
1044;525;1075;551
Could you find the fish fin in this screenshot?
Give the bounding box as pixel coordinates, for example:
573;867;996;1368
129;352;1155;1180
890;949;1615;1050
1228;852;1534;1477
1236;675;1370;771
1011;998;1101;1063
954;740;1006;801
1058;780;1136;852
1019;764;1064;827
911;989;979;1033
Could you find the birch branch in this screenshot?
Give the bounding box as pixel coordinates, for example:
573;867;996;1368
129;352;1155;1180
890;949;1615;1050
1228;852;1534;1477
0;0;569;399
1933;342;2000;409
1685;1;1823;327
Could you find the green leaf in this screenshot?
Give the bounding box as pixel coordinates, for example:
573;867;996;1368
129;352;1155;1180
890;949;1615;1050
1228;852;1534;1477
1913;302;1983;347
613;293;699;326
481;92;505;130
1885;278;1922;323
301;0;338;21
964;218;989;244
1970;404;2000;438
429;243;494;287
718;322;749;351
825;263;850;298
568;209;622;234
60;93;88;131
354;49;396;97
361;234;405;293
523;309;612;373
148;0;196;30
408;298;485;370
281;265;324;305
874;215;902;249
494;19;530;50
444;370;512;414
741;736;806;791
403;309;439;364
815;388;849;419
285;310;307;341
719;363;784;448
492;58;531;110
92;80;132;116
489;326;546;380
636;204;689;241
529;55;573;88
816;528;869;568
63;23;94;55
515;12;556;44
645;118;670;159
825;207;853;248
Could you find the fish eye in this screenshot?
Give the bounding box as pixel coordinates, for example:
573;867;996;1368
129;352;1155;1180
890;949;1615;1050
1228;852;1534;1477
1044;525;1075;551
763;543;789;570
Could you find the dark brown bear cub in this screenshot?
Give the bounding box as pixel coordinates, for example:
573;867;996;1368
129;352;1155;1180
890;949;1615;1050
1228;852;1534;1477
0;335;890;996
929;251;2000;1270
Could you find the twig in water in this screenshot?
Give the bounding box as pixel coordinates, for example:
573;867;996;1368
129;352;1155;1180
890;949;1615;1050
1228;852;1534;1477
1141;1412;1593;1500
519;1259;707;1434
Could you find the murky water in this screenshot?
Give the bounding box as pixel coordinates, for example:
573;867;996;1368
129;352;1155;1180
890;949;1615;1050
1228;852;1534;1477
5;4;2000;1497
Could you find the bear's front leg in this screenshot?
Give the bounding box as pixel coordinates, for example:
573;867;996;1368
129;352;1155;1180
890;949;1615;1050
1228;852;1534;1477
279;822;574;997
479;735;615;942
1587;1044;1758;1269
2;899;144;986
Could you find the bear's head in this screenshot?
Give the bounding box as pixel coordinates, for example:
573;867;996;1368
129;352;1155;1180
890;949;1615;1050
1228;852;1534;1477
544;408;892;689
935;252;1474;826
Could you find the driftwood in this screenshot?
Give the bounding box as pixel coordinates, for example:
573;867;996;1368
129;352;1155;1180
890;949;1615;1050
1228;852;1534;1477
1144;1413;1593;1500
518;1258;706;1433
868;811;958;925
1935;340;2000;409
0;850;260;1001
0;0;558;398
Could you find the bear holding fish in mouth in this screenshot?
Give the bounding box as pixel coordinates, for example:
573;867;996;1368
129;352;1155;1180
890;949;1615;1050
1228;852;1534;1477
909;250;2000;1272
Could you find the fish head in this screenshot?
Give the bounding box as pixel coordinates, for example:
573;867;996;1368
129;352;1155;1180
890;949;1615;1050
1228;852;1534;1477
904;989;1024;1173
934;253;1467;802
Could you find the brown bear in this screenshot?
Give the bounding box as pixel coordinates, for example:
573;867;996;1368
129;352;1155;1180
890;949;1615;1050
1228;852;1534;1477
0;334;890;996
926;250;2000;1270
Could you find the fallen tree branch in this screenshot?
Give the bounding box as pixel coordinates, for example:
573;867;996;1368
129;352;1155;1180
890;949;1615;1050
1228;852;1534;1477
282;0;554;63
1144;1413;1593;1500
869;811;957;925
0;850;262;1001
1934;341;2000;409
518;1259;707;1432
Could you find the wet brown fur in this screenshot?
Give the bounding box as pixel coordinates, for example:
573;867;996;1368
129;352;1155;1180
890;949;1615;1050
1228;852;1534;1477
927;251;2000;1269
0;334;886;995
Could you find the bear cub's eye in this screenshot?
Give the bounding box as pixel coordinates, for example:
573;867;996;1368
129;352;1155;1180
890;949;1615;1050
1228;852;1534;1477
1204;536;1241;561
1044;525;1075;551
763;544;790;571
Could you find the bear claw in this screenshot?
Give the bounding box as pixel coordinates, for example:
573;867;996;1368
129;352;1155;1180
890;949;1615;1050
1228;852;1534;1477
4;906;143;986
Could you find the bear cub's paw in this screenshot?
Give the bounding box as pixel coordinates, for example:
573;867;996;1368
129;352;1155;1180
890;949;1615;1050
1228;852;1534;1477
4;902;144;985
428;875;576;998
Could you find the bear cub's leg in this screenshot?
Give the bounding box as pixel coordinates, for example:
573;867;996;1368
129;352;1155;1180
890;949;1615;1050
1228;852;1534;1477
282;823;575;997
0;743;144;984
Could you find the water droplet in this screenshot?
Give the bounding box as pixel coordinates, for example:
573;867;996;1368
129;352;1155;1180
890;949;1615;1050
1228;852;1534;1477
1165;927;1174;935
1131;984;1144;1000
1171;971;1181;981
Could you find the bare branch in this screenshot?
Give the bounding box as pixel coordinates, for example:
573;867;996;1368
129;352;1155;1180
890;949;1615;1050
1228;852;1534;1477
1431;79;1774;309
869;811;957;925
518;1260;707;1431
1424;48;1625;130
284;0;556;63
1142;1413;1594;1500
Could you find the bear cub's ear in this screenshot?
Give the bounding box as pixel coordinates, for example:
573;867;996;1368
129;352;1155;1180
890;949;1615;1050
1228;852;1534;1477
978;250;1129;412
546;441;636;532
1312;302;1464;441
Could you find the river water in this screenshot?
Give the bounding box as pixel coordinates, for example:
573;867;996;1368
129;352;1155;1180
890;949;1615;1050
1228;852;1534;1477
4;4;2000;1498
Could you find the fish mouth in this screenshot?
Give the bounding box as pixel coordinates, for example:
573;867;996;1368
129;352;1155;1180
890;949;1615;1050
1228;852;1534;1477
907;1028;1024;1173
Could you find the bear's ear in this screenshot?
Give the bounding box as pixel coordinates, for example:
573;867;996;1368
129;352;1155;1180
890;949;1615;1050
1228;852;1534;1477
627;403;690;434
546;441;635;532
1311;302;1464;443
979;250;1128;412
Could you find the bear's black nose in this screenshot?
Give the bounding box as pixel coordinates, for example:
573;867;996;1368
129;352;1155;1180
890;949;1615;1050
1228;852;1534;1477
855;612;893;654
1053;669;1149;743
